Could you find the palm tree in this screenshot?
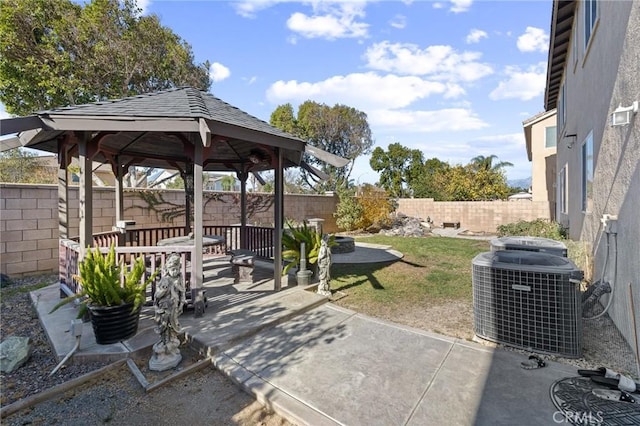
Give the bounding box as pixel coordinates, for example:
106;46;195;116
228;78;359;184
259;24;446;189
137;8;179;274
469;155;513;172
221;175;236;191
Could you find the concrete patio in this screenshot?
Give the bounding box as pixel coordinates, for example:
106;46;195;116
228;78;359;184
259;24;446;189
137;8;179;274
32;247;586;426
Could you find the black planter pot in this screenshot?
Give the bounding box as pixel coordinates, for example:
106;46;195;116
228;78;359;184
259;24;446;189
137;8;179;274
89;302;141;345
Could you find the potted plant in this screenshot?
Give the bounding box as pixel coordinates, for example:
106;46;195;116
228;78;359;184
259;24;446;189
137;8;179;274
51;244;157;344
282;221;335;276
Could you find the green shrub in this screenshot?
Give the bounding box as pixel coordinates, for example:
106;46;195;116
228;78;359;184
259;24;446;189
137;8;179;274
496;219;567;240
282;221;336;275
334;189;364;231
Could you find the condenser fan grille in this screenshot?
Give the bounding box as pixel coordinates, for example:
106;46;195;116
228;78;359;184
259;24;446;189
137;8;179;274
490;236;568;257
472;251;582;358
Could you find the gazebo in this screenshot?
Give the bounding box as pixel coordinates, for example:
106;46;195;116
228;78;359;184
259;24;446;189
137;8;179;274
0;87;347;316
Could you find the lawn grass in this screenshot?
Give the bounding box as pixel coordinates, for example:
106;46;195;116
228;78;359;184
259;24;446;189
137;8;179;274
331;235;488;313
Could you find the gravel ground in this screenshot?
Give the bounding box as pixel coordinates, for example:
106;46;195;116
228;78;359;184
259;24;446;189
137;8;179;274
0;273;109;407
0;273;292;426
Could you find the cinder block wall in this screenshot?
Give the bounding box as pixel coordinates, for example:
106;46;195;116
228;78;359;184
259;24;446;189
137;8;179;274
2;183;553;277
0;184;339;277
397;199;552;233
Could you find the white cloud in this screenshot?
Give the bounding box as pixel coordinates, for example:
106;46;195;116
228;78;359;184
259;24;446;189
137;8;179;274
413;132;524;172
489;62;547;101
450;0;473;13
433;0;472;13
135;0;152;15
474;133;525;149
267;72;455;110
517;27;549;53
369;108;488;132
209;62;231;82
465;29;487;44
364;41;493;82
390;15;407;29
286;2;369;39
265;72;487;134
233;0;283;18
246;76;257;85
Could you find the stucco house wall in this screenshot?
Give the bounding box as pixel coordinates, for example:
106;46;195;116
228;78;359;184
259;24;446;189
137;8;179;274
523;110;557;218
553;0;639;360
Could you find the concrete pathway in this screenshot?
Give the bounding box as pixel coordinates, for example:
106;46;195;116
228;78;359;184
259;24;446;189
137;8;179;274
214;304;576;426
33;250;579;426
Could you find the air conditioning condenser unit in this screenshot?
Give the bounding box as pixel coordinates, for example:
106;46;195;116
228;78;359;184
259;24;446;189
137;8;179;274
472;250;583;358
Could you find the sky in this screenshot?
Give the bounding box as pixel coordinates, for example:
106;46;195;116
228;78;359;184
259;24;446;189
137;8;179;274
1;0;555;185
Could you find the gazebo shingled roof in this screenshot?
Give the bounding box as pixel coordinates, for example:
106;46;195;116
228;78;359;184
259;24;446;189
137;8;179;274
3;87;308;173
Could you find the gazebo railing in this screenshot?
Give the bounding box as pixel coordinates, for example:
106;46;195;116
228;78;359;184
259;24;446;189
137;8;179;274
123;225;275;258
59;238;194;302
60;224;275;302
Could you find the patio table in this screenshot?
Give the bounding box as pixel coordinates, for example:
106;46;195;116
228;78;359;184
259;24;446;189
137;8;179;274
156;235;225;251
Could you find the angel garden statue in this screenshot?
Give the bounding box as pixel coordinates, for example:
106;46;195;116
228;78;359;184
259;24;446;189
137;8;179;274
316;234;332;297
149;253;186;371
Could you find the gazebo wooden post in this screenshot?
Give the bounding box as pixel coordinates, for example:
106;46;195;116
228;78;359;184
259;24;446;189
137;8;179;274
57;140;70;297
114;157;125;246
238;170;248;250
57;141;70;240
183;163;193;235
77;133;92;255
192;141;205;317
273;148;284;291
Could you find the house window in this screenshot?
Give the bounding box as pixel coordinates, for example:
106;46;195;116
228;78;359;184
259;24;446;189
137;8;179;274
582;131;594;212
559;165;567;214
545;126;557;148
584;0;598;51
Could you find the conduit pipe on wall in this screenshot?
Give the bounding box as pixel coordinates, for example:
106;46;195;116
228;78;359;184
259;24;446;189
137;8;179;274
585;215;618;320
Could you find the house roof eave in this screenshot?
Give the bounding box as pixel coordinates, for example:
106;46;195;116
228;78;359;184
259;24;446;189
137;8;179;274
544;0;577;110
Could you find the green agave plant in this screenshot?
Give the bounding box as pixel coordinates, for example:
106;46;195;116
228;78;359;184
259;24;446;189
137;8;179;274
282;221;336;276
50;244;157;318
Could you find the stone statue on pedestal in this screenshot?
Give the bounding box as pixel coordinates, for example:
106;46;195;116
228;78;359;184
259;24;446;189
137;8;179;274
316;235;332;297
149;253;185;371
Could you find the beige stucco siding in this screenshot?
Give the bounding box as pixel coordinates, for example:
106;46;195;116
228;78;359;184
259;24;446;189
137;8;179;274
530;114;557;206
557;0;639;360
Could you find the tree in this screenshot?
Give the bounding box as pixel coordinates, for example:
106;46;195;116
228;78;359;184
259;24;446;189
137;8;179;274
369;143;417;198
0;0;211;116
166;175;184;190
409;157;450;199
367;144;511;201
437;164;510;201
220;175;236;191
469;155;513;172
0;148;56;183
269;101;373;193
334;187;364;231
269;104;298;135
255;168;308;194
